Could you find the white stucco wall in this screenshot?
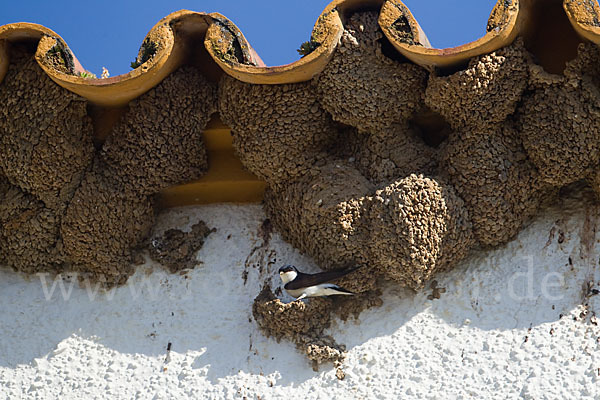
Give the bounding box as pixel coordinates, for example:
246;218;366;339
1;195;599;399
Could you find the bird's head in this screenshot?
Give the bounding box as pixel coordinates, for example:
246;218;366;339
278;265;298;284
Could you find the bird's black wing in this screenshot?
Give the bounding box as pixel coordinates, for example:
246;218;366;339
284;269;357;290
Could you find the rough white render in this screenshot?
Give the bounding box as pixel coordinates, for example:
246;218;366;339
1;193;600;399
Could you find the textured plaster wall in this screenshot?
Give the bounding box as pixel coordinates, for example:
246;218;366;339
1;201;599;398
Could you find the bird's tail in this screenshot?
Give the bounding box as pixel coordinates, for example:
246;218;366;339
326;284;354;296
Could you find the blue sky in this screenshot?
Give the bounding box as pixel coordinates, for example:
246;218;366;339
0;0;496;76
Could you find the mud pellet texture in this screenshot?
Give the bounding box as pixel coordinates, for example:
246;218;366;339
252;285;332;340
443;123;546;246
60;164;154;286
264;161;374;272
147;221;215;273
330;289;384;321
315;12;427;134
341;124;438;186
219;76;336;184
517;44;600;187
331;266;380;294
0;45;94;210
425;39;528;130
101;66;215;196
0;181;64;274
368;174;473;289
252;285;345;367
563;41;600;87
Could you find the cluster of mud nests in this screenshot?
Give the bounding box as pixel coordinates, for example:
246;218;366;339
224;12;600;364
0;44;216;284
4;10;600;367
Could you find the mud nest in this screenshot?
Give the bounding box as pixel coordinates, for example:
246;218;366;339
443;122;548;246
0;45;92;275
425;39;529;130
315;12;435;187
252;285;344;367
516;42;600;187
0;182;64;274
60;165;155;285
66;65;217;284
219;76;337;185
369;174;473;288
264;161;374;277
0;44;94;211
101;66;215;195
315;11;427;134
253;284;383;369
0;46;217;284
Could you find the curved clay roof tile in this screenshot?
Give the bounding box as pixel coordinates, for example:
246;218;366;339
563;0;600;44
379;0;521;69
1;0;598;104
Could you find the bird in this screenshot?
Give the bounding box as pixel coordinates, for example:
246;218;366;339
278;265;357;301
